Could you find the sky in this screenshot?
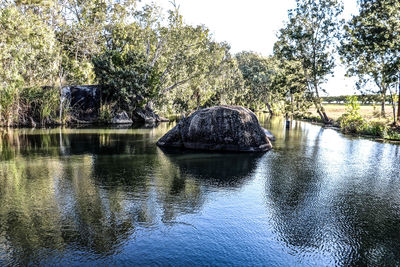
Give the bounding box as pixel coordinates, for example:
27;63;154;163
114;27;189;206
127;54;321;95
145;0;360;96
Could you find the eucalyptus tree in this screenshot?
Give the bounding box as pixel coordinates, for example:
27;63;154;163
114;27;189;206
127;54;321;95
340;0;400;118
154;7;232;111
56;0;114;85
165;42;243;113
211;54;245;107
274;0;343;123
0;6;59;125
270;59;310;115
94;3;236;115
235;52;278;114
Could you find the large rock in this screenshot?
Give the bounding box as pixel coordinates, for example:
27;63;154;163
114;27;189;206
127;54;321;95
62;85;100;123
157;106;272;152
132;106;169;124
263;128;276;141
111;111;133;124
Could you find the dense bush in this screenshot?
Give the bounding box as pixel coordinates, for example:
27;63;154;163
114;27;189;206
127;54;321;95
0;6;59;126
338;96;365;133
19;87;60;125
93;50;159;113
360;121;388;138
339;96;389;137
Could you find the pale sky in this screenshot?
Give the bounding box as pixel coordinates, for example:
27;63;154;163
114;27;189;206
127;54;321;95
147;0;360;96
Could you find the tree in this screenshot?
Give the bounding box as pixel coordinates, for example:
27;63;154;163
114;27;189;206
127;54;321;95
274;0;343;123
93;50;160;114
270;58;311;116
340;0;400;118
96;3;236;115
0;6;59;125
236;52;277;114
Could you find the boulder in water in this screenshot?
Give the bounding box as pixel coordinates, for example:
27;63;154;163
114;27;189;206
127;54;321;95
111;111;133;124
132;106;169;124
157;106;272;152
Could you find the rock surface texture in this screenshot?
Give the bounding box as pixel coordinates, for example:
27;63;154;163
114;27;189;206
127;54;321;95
132;106;169;124
111;111;133;124
157;106;272;152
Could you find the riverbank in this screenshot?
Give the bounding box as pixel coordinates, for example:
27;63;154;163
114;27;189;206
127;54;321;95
295;112;400;143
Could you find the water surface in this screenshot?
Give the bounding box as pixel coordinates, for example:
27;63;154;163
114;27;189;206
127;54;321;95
1;116;400;266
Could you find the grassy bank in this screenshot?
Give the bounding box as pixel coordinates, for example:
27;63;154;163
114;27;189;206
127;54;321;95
297;102;400;141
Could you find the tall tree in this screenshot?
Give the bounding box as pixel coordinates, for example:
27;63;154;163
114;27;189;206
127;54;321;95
270;58;310;116
236;52;277;114
340;0;400;118
0;6;59;125
274;0;343;123
94;3;235;115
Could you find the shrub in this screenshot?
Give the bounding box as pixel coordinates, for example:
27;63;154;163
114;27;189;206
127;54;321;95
20;86;60;125
360;121;388;138
99;103;113;123
338;96;365;133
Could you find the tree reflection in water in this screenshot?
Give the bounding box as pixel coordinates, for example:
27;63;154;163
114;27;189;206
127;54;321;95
262;118;400;266
0;125;261;266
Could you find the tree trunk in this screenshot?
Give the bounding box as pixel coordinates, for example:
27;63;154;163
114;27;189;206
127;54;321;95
320;105;330;123
397;76;400;124
291;93;295;115
59;76;63;124
265;102;274;116
313;97;330;124
312;80;330;124
381;93;386;117
59;89;63;124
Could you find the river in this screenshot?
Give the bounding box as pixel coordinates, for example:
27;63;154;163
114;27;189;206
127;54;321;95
0;115;400;266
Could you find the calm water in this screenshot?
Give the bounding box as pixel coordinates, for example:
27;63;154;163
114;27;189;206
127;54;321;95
1;116;400;266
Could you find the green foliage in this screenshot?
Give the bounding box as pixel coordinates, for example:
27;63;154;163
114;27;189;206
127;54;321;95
386;128;400;140
2;0;399;133
236;52;276;111
0;87;17;124
63;58;96;85
339;96;389;137
98;103;113;123
0;6;59;125
93;50;159;112
20;87;60;125
339;96;365;133
340;0;400;116
274;0;343;122
360;121;388;138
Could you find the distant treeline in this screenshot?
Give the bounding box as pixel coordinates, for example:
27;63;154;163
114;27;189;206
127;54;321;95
323;95;397;104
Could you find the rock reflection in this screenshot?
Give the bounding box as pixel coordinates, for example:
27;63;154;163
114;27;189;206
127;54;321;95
0;123;175;160
155;148;262;222
158;148;262;188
